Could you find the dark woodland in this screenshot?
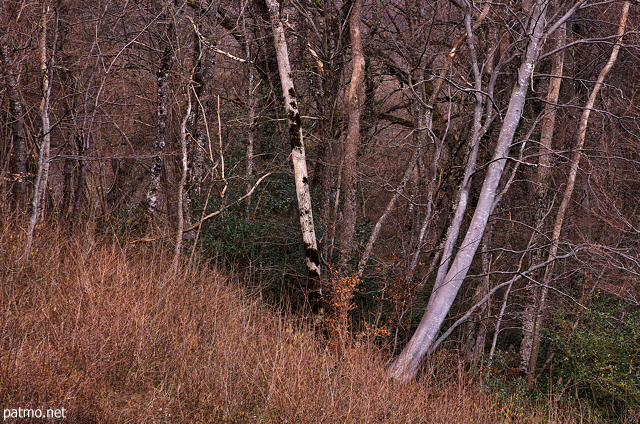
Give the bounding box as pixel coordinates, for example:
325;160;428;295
1;0;640;422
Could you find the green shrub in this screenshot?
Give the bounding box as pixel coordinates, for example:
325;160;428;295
550;296;640;419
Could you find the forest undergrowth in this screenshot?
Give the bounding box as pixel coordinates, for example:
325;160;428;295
0;218;603;423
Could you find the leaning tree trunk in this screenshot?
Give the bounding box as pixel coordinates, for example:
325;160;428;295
266;0;321;279
427;3;493;310
25;1;58;258
389;0;548;381
525;0;629;383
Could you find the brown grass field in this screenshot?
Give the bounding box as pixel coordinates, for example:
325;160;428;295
0;217;602;423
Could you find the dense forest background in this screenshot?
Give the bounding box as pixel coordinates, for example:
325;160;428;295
1;0;639;421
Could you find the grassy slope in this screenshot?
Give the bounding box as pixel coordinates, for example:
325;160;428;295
0;221;594;423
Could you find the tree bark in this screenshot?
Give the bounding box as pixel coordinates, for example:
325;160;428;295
266;0;321;279
525;0;629;382
389;0;548;381
187;1;215;222
0;37;27;210
520;14;566;377
147;0;180;219
243;8;255;217
337;0;365;274
25;1;58;258
172;89;191;275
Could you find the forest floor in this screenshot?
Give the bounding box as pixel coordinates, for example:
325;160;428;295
0;220;603;423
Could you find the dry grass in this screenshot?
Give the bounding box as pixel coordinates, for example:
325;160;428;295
0;218;594;423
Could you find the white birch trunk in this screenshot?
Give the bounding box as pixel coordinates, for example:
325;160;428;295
390;0;548;381
266;0;321;278
25;2;57;258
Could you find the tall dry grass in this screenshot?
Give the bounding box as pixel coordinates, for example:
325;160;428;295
0;217;595;423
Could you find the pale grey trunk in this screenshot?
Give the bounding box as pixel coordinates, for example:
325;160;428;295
25;2;58;258
429;5;491;308
520;16;566;376
266;0;321;278
403;4;490;286
390;0;548;381
337;0;365;274
525;1;629;380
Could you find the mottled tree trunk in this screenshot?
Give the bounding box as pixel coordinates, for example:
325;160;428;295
520;15;566;377
147;1;180;219
186;3;215;232
242;7;255;216
266;0;321;279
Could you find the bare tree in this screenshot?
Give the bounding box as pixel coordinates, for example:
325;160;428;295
0;12;27;210
25;1;59;258
266;0;321;279
390;0;549;381
337;0;365;274
524;0;630;381
147;0;183;221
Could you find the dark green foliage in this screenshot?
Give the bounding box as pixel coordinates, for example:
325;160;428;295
548;295;640;418
197;173;311;305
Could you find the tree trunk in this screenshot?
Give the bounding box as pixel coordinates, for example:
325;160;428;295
465;220;493;366
242;7;255;216
429;4;492;309
337;0;365;274
525;0;629;382
389;0;548;381
187;3;215;231
266;0;321;279
520;14;566;377
147;1;180;219
25;1;58;258
172;89;191;275
71;135;86;232
0;38;27;210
